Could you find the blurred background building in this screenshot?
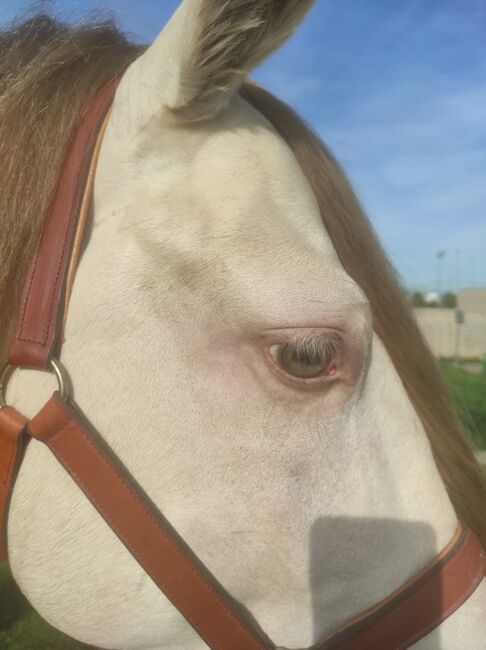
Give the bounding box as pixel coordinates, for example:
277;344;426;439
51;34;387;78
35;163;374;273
414;288;486;361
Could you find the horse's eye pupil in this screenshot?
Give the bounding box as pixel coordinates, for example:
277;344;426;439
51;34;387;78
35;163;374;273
277;343;334;379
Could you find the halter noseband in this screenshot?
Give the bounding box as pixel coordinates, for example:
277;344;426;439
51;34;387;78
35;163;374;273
0;79;484;650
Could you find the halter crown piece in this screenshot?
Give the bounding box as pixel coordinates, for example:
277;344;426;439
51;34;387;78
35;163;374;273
0;80;484;650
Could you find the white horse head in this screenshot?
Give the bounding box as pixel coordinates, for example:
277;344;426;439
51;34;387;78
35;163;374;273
4;1;485;649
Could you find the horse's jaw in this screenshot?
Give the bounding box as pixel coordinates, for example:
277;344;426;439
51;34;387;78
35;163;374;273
7;87;469;650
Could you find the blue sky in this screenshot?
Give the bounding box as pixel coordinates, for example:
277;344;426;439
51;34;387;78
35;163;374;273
3;0;485;291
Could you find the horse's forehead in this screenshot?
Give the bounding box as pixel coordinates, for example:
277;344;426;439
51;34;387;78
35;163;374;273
137;99;337;258
192;104;322;230
124;99;356;314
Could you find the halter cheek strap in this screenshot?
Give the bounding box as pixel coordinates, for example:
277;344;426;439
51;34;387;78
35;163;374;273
317;525;485;650
7;79;118;370
0;78;484;650
0;407;27;562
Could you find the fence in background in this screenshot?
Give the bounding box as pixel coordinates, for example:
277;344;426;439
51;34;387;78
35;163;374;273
414;308;486;360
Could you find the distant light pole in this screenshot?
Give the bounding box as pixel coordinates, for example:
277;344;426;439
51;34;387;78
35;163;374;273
436;250;446;298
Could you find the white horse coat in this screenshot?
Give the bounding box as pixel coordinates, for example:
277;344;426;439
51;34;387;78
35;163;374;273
6;1;486;648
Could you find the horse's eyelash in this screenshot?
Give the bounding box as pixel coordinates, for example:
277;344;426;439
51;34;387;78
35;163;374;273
283;334;341;359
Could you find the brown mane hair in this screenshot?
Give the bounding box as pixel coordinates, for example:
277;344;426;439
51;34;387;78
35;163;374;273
240;84;486;547
0;13;142;359
1;14;485;547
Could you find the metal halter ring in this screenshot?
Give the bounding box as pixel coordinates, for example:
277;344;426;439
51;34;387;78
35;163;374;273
0;358;70;409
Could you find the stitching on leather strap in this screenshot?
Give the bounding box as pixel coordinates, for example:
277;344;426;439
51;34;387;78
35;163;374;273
62;105;114;339
0;444;15;489
390;535;485;650
319;524;467;649
25;395;486;650
0;410;25;488
6;67;485;650
64;423;268;650
40;404;268;650
17;100;107;346
0;409;27;563
318;526;485;650
17;126;89;343
397;551;486;650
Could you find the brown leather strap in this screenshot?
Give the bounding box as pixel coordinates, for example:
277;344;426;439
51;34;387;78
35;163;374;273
28;394;272;650
26;394;486;650
8;79;118;370
0;407;28;563
61;104;113;341
317;523;485;650
3;74;486;650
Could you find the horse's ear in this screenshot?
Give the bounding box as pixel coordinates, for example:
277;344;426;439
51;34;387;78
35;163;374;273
133;0;315;121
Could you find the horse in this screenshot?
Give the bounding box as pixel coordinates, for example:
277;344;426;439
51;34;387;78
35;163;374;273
1;2;485;649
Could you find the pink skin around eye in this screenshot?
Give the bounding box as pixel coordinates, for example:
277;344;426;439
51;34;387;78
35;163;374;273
326;362;337;377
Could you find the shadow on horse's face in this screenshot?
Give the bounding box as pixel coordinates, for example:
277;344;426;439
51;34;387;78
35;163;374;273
3;2;484;649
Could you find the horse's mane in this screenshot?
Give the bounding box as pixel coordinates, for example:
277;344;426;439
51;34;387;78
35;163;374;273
2;14;485;547
0;14;143;359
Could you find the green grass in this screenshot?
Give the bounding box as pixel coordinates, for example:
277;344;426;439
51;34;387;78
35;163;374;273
440;362;486;450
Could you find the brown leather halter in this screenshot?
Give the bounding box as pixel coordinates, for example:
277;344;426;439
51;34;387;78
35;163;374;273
0;79;485;650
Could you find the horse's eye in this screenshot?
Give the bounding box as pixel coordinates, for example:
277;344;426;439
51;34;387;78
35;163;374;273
272;341;337;380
